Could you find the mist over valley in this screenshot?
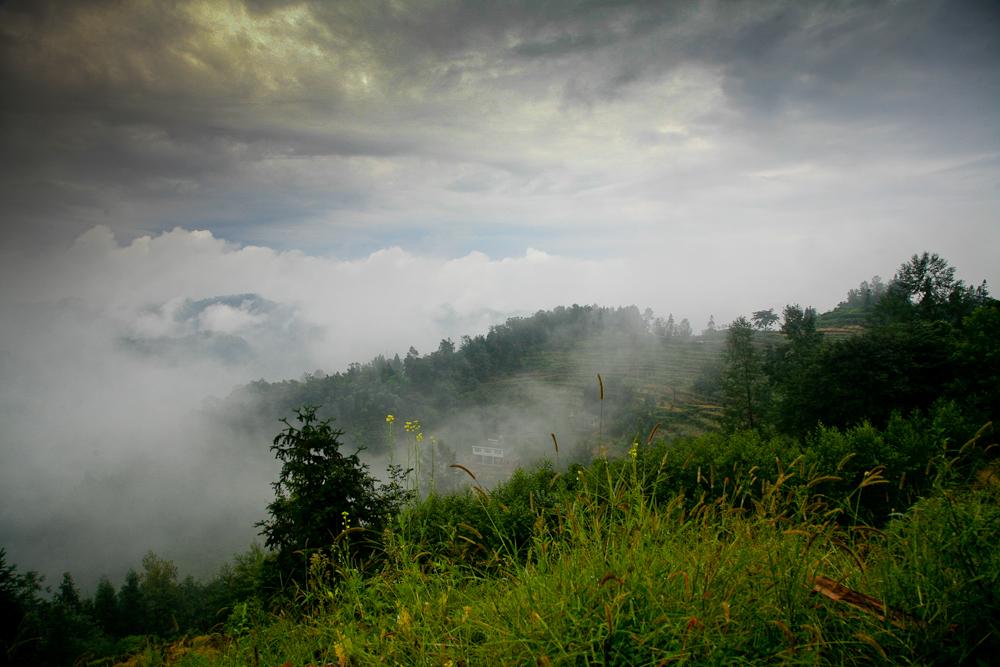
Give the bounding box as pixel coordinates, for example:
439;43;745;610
0;230;734;588
2;0;999;663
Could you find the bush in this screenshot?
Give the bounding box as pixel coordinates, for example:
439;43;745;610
257;407;411;589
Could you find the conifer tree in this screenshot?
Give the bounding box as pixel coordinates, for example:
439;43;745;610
257;407;410;583
721;316;769;431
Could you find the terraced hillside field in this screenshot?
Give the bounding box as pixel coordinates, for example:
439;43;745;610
482;330;730;440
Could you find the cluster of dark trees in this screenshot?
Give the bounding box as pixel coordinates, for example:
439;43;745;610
1;547;264;665
218;304;667;452
650;312;694;339
721;252;998;437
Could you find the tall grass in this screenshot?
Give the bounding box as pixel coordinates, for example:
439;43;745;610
149;462;973;663
130;418;997;666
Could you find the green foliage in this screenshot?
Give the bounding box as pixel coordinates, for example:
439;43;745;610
764;255;997;436
257;406;411;587
218;304;719;457
0;551;113;666
720;316;770;432
21;251;1000;666
781;304;822;348
760;305;822;434
751;308;779;331
875;252;989;325
117;568;147;637
876;486;1000;664
56;572;81;610
395;408;977;584
0;548;43;663
398;463;566;572
0;542;285;666
214;543;267;607
781;320;956;434
92;576;117;635
952;303;1000;422
35;408;998;666
170;419;999;666
140;552;180;637
820;275;889;327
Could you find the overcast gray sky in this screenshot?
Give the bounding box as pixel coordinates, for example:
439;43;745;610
2;0;998;298
1;0;998;583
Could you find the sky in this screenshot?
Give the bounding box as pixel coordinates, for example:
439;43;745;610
0;0;998;585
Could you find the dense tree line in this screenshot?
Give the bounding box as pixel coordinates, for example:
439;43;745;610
722;252;998;437
1;546;266;665
218;304;665;452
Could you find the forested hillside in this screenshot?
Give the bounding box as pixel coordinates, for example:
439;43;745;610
3;252;999;666
214;304;728;475
215;250;997;482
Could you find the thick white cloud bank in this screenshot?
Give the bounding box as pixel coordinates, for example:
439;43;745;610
0;225;710;586
0;224;993;587
2;224;751;380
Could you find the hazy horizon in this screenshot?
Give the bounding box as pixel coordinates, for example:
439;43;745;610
1;0;998;588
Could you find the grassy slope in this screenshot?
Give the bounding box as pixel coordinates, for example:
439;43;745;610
151;317;952;666
155;438;999;666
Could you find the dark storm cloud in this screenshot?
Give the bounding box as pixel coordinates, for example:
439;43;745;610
0;0;997;274
2;0;998;251
708;1;1000;145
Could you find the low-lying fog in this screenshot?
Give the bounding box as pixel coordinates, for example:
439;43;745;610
0;225;770;589
3;0;1000;595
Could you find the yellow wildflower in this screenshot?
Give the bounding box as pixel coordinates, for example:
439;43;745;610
334;642;348;667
